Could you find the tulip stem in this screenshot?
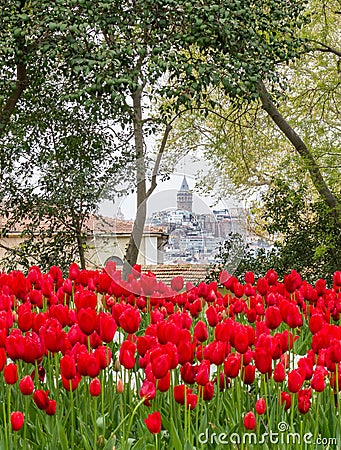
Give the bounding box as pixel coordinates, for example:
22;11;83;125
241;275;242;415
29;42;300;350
93;396;98;450
195;389;201;444
3;402;8;450
7;386;11;447
23;395;29;450
313;393;319;444
101;374;105;438
70;383;75;450
115;397;146;449
216;365;221;419
290;394;295;431
263;374;270;430
336;364;340;435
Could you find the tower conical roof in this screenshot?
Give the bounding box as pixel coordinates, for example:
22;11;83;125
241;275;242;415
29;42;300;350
179;176;190;191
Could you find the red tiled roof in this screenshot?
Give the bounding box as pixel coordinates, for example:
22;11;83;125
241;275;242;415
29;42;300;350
0;214;167;236
89;215;167;235
142;264;209;286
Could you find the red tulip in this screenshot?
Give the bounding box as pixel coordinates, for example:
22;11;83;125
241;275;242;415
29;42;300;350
4;363;18;385
284;270;302;293
215;321;231;342
256;278;268;296
95;346;112;370
89;378;101;396
206;306;219;327
253;347;272;375
194;320;208;342
187;393;198;409
151;354;170;379
174;384;191;405
60;355;77;380
69;263;80;281
288;369;304;393
224;354;241;378
119;340;136;369
119;307;141;334
49;304;70;328
280;392;291;410
234;328;249;354
195;360;210;386
311;372;326;392
333;271;341;287
61;373;82;391
243;411;256;430
17;304;33;332
330;339;341;363
273;362;285;383
46;399;57;416
140;273;157;296
180;362;197;384
77;308;97;335
19;375;34;395
245;272;255;285
265;306;282;330
33;389;49;410
157;371;171;392
144;411;161;434
10;411;24;431
297;388;312;414
0;347;6;372
255;398;266;415
298;357;313;380
171;276;184;292
177;340;194;365
140;380;156;401
242;364;256;385
204;341;226;366
86;354;101;378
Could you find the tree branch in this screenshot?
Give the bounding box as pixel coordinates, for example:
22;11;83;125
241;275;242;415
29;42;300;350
146;123;172;198
0;63;28;136
258;80;341;228
310;40;341;57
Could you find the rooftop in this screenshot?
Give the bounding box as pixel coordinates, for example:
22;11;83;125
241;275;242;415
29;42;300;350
142;264;209;286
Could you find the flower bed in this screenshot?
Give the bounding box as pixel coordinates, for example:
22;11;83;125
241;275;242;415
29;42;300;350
0;263;340;449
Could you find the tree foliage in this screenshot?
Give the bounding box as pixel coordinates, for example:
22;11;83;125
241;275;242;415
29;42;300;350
0;0;321;270
209;180;341;284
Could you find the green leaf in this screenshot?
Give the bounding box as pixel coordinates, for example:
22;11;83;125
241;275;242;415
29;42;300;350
168;418;183;450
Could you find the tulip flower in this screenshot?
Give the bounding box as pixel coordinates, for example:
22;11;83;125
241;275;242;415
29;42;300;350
4;363;18;385
33;390;49;410
10;411;24;431
255;398;266;415
243;411;256;430
45;399;57;416
144;411;162;434
19;375;34;395
89;378;101;397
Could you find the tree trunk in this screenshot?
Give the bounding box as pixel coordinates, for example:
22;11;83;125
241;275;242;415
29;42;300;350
76;232;86;269
258;81;341;228
0;62;28;137
123;89;147;277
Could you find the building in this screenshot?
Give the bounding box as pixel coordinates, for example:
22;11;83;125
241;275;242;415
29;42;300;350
0;214;168;269
88;216;168;267
176;176;193;212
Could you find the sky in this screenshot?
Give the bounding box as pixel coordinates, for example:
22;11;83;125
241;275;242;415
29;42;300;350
99;154;242;221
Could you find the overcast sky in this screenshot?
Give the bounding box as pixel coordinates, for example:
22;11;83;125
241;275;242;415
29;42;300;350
99;155;241;220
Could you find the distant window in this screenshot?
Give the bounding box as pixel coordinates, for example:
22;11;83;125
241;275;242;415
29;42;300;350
105;256;123;266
